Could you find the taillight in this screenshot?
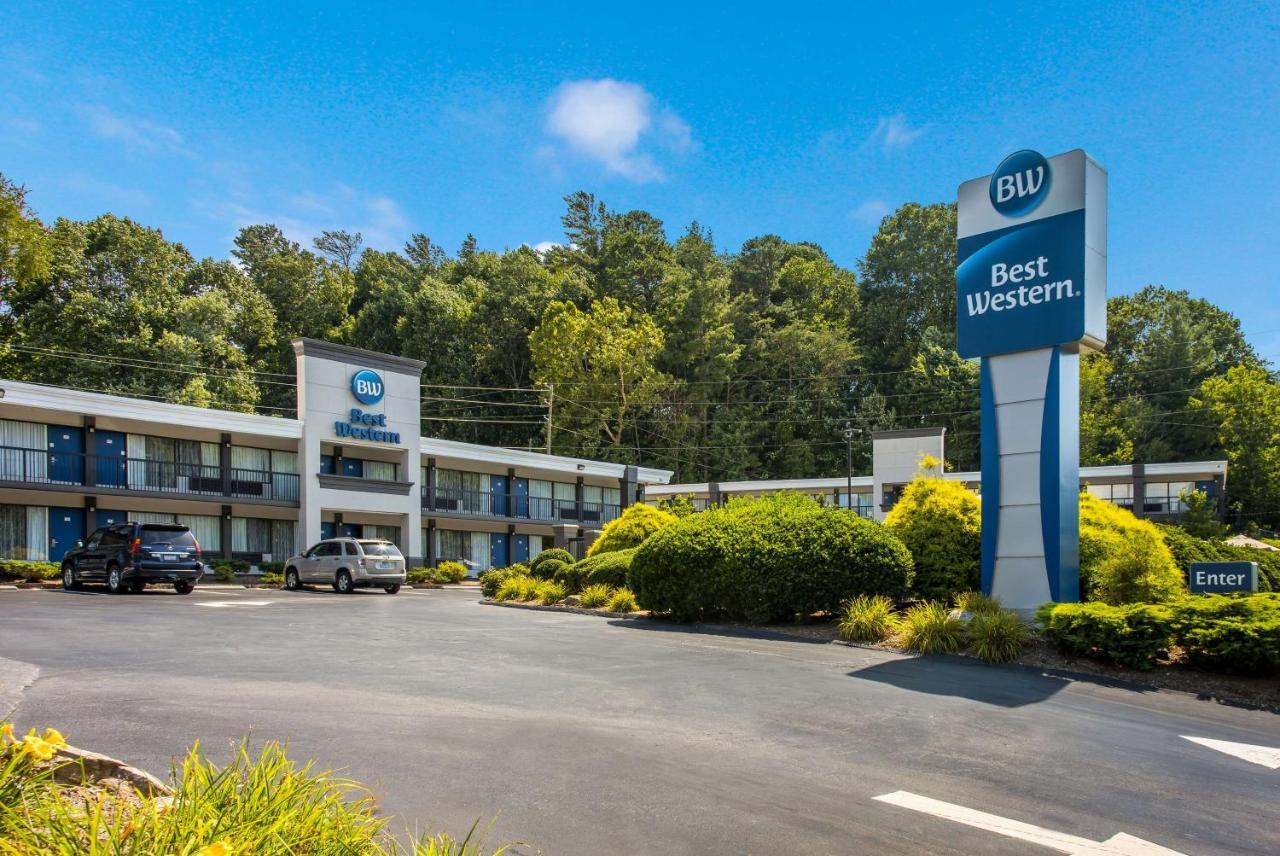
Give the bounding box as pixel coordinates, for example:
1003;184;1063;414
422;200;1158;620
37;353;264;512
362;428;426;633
192;537;201;556
130;538;141;556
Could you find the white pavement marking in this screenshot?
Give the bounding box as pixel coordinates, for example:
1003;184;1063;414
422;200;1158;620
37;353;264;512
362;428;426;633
195;600;276;608
1181;736;1280;770
872;791;1187;855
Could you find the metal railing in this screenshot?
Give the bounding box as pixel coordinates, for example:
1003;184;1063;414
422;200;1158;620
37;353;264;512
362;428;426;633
421;485;621;523
0;445;299;503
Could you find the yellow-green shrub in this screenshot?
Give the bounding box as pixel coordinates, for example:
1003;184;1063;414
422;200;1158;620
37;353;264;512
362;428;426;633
586;504;677;557
1080;492;1184;604
579;583;613;609
884;475;981;601
606;587;638;613
838;594;898;642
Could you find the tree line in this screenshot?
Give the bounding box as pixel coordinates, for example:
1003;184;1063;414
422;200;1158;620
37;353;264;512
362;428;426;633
1;173;1276;525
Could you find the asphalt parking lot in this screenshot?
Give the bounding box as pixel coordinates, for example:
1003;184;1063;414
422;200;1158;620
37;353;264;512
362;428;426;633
1;585;1277;855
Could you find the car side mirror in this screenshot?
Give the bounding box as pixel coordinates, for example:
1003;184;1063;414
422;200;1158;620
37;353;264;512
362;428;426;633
75;539;84;548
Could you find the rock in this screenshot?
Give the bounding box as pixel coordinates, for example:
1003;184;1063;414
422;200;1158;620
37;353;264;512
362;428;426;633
563;595;582;607
49;744;172;796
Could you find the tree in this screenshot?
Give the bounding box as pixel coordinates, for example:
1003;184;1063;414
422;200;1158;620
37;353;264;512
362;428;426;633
1190;365;1280;527
530;298;666;455
857;202;957;375
313;229;363;269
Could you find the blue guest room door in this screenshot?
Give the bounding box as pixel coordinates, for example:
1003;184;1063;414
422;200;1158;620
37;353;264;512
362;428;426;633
94;430;127;487
48;507;85;562
491;475;509;517
47;426;84;484
489;533;507;569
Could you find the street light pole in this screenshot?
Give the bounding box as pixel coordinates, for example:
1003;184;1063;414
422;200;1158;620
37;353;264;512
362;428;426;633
843;422;855;512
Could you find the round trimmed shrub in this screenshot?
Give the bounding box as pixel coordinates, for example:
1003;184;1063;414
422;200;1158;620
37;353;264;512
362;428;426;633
884;474;980;601
533;558;570;585
574;547;637;590
586;504;677;557
530;548;574;579
553;561;589;594
630;493;913;623
1080;492;1184;604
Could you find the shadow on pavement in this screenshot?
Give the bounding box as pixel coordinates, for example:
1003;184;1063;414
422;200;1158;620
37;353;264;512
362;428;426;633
847;655;1077;708
607;615;836;645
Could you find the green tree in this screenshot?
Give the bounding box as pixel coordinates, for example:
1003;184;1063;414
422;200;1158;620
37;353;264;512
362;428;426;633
1190;365;1280;526
530;298;666;454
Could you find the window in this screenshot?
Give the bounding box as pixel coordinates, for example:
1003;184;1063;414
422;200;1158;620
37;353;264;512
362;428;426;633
312;542;339;557
1087;483;1134;507
0;419;47;482
1144;481;1195;514
0;504;38;560
364;524;400;544
360;541;402;557
233;518;295;559
139;526;198;547
529;479;553;518
344;541;358;556
364;460;397;481
436;529;468;563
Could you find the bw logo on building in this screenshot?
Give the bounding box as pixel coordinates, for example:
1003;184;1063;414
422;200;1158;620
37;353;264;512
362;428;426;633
351;369;385;406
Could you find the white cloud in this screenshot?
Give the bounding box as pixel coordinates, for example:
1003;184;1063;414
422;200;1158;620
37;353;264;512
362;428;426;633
529;241;559;255
545;79;693;182
79;104;192;156
851;198;891;225
867;114;928;153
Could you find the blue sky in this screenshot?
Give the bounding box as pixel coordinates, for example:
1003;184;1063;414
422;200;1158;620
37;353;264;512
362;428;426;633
2;1;1278;355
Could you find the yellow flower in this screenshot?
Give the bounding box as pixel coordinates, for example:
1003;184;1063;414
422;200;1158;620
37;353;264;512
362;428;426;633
0;723;13;744
195;841;233;856
41;727;66;748
20;735;56;762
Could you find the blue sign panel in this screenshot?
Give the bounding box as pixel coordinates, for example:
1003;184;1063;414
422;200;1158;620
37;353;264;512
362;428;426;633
1189;561;1258;594
350;369;385;406
957;208;1086;358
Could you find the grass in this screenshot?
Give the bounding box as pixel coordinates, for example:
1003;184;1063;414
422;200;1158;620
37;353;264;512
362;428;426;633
494;576;536;602
899;601;967;654
953;590;1002;615
578;583;613;609
535;581;567;605
968;609;1029;663
837;594;898;642
606;588;638;613
0;724;511;855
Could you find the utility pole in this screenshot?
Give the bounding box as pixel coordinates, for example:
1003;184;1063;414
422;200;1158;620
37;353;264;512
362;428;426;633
544;383;555;455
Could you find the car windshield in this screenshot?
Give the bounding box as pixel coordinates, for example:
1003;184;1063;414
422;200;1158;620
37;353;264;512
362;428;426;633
139;526;197;546
359;541;402;557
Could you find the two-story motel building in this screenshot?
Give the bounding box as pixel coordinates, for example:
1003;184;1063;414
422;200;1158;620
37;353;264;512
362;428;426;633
0;344;1225;572
0;339;674;570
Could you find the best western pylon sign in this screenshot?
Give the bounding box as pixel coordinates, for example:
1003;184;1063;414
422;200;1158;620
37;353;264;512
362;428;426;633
957;149;1108;608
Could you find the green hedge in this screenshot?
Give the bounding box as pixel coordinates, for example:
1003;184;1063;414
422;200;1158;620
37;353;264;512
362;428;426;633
630;493;913;623
1037;593;1280;673
1159;525;1278;592
0;560;60;581
479;564;528;598
530;549;574;579
575;548;636;590
533;558;570;585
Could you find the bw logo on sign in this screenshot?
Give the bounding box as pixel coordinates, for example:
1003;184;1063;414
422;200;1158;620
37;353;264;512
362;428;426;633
351;369;385;405
989;149;1051;217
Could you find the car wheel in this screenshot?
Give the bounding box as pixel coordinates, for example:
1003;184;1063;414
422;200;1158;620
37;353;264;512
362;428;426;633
284;568;300;591
174;580;194;595
384;584;400;595
106;566;127;594
334;569;353;594
61;563;80;591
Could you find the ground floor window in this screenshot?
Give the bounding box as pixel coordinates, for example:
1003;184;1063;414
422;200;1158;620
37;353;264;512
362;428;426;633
120;511;221;552
232;518;294;559
433;528;491;572
0;503;48;560
364;524;400;545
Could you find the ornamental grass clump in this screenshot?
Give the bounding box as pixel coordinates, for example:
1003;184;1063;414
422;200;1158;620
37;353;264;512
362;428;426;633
494;576;535;602
954;590;1002;616
899;601;967;654
578;583;614;609
838;594;898;642
535;580;566;605
968;609;1029;663
606;588;639;613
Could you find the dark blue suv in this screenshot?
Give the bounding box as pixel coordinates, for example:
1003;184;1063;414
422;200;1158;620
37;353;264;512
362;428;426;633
61;522;205;594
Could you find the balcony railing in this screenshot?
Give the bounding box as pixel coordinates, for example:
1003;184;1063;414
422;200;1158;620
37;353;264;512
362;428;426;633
0;446;299;503
422;485;620;524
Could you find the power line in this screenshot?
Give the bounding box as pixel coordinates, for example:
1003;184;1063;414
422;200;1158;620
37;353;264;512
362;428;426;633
5;344;296;382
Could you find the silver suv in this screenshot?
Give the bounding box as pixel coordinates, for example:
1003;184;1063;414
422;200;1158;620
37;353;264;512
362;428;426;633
283;538;406;594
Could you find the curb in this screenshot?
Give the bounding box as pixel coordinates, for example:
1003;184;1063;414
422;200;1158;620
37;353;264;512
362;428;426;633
483;599;645;620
